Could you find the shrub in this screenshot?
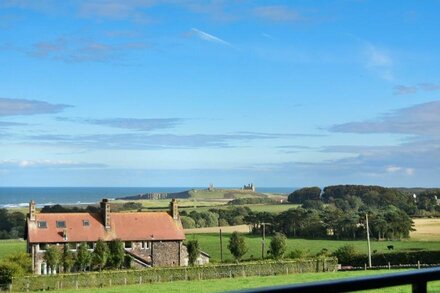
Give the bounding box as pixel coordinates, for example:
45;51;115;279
269;233;287;260
186;240;200;266
228;232;248;262
288;249;310;259
332;244;359;265
181;216;196;229
0;261;24;288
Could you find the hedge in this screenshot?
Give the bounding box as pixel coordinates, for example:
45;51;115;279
11;258;337;292
341;250;440;266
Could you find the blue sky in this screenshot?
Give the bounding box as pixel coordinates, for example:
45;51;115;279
1;0;440;187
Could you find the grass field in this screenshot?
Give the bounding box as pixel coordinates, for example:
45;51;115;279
48;270;440;293
0;239;26;259
187;233;440;262
410;218;440;241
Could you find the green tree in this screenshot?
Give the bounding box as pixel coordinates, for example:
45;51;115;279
92;239;109;271
332;244;358;265
227;232;248;262
269;232;287;260
62;245;75;273
288;187;321;204
186;240;200;266
44;246;61;274
108;239;125;269
0;261;24;288
180;216;196;229
5;253;32;273
76;243;92;272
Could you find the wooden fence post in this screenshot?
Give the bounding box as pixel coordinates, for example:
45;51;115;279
388;262;391;270
418;261;421;269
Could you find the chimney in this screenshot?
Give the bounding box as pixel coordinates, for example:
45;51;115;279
100;199;111;230
29;200;36;222
170;199;179;220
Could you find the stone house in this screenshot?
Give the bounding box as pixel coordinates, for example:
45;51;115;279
26;199;187;274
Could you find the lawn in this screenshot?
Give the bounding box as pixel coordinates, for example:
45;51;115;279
48;270;440;293
187;233;440;262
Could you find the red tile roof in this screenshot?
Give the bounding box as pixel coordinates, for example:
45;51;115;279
27;212;185;243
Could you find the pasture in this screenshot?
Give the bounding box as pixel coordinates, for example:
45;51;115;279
410;218;440;241
187;233;440;262
48;270;439;293
0;239;26;259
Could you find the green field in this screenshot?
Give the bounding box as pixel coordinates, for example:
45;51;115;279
187;233;440;262
0;239;26;259
48;270;440;293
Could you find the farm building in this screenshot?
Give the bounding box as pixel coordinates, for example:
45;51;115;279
26;198;205;274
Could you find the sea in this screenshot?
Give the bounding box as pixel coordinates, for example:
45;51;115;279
0;187;295;208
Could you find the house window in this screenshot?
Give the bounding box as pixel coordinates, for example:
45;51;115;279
37;221;47;228
39;244;48;251
56;221;66;228
68;242;77;250
83;220;90;226
87;242;94;249
124;241;132;249
141;241;150;249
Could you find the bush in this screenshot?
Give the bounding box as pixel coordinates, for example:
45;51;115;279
288;249;310;259
269;233;287;260
0;261;24;288
181;216;196;229
332;245;359;265
348;250;440;267
228;232;248;262
186;240;200;266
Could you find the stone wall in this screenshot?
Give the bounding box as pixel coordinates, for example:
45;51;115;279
152;241;181;267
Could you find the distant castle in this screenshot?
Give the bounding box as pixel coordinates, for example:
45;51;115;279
242;183;255;192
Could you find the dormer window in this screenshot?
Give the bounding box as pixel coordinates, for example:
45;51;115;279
56;221;66;228
37;221;47;229
83;220;90;226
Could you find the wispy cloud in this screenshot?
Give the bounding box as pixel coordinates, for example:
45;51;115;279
78;0;153;23
394;82;440;95
27;37;151;63
0;159;107;169
253;5;301;22
57;117;185;131
26;131;311;150
189;28;231;46
329;100;440;137
0;121;26;128
363;43;394;81
0;98;71;117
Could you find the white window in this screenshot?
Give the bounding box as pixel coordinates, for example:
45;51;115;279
124;241;132;249
141;241;150;249
37;221;47;228
83;219;90;226
56;221;66;228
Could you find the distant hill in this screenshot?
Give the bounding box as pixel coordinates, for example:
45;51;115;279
116;188;267;201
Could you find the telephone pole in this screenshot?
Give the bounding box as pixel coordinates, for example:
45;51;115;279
261;223;266;259
219;228;223;262
366;213;372;268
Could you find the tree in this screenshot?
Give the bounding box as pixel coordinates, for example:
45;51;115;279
227;232;248;262
92;239;109;271
269;233;287;260
186;240;200;266
44;246;61;274
76;243;92;272
0;261;24;288
108;239;125;269
62;245;75;273
181;216;196;229
288;187;321;204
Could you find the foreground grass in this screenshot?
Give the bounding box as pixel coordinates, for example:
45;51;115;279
49;270;440;293
188;233;440;262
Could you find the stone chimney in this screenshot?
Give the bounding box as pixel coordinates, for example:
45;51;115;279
170;199;179;220
29;200;36;222
100;199;111;230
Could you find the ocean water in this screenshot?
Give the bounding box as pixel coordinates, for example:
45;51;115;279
0;187;294;208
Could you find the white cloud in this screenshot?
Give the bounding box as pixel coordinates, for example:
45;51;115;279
364;43;394;81
190;28;231;46
0;159;107;169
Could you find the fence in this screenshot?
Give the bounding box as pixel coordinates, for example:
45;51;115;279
236;267;440;293
10;258;337;292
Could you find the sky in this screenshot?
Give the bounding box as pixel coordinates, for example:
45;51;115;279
1;0;440;187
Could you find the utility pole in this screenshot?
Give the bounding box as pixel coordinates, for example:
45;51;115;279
366;213;372;268
219;229;223;262
261;223;266;259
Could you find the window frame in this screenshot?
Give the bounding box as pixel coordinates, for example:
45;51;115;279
37;221;47;229
56;220;66;229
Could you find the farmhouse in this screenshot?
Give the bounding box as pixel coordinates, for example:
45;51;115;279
26;199;189;274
